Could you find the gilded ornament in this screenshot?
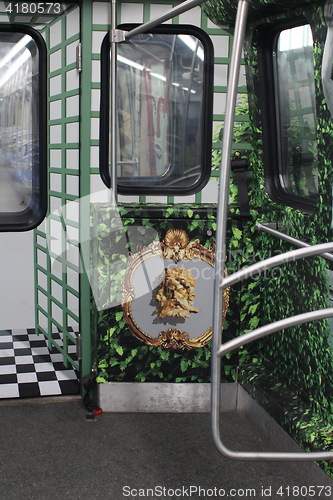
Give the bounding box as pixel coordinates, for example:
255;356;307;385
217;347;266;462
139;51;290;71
155;268;199;318
158;329;191;350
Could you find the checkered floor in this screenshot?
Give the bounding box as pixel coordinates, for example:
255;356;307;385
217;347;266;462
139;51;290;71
0;329;79;399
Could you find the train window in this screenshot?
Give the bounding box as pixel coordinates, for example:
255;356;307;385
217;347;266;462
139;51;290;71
0;27;46;231
100;25;213;195
258;21;318;211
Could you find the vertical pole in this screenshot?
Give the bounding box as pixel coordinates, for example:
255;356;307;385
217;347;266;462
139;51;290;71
80;0;93;380
110;0;117;203
211;0;250;447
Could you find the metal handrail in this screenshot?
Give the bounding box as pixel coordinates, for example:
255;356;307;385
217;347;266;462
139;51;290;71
214;307;333;461
220;242;333;291
124;0;208;40
211;0;333;461
256;222;333;263
218;308;333;357
109;0;118;204
213;242;333;460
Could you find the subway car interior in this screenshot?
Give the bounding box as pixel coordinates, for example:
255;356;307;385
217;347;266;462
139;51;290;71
1;0;333;496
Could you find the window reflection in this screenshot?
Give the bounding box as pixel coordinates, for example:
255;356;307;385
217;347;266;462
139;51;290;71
0;33;36;213
275;25;318;199
116;31;211;192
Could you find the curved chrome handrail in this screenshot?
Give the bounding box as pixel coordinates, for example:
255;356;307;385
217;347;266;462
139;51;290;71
218;308;333;357
213;245;333;460
221;242;333;291
211;0;333;461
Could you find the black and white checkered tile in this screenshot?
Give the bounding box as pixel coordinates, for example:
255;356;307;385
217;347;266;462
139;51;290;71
0;328;79;399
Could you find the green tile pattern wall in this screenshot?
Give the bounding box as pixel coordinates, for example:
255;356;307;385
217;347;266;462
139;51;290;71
33;4;80;370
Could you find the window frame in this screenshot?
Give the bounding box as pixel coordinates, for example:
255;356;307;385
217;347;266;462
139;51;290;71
0;25;47;231
257;17;318;212
100;24;214;196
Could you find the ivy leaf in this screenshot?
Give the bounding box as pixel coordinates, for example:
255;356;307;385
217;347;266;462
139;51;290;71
180;359;189;373
110;357;119;367
108;327;116;337
248;303;259;315
160;350;170;361
115;345;124;356
119;361;128;371
248;316;260;330
232;226;242;240
115;311;123;322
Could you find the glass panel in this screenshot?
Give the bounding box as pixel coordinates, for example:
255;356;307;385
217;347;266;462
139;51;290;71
0;33;38;213
116;31;210;191
275;25;318;199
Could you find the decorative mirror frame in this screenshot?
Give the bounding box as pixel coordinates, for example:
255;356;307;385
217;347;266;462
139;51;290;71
122;229;229;350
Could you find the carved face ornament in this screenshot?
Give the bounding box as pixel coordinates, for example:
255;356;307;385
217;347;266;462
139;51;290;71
155;267;199;319
163;229;190;263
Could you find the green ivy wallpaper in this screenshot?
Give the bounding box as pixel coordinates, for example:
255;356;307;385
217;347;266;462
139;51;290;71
202;0;321;26
91;204;244;384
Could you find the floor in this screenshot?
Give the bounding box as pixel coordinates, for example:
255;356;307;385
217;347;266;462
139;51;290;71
0;328;79;398
0;398;331;499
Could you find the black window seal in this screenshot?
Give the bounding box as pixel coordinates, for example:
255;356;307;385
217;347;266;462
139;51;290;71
0;24;47;232
257;16;318;213
100;23;214;196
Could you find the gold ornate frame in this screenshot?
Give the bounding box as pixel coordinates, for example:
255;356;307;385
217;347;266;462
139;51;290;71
122;229;229;350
